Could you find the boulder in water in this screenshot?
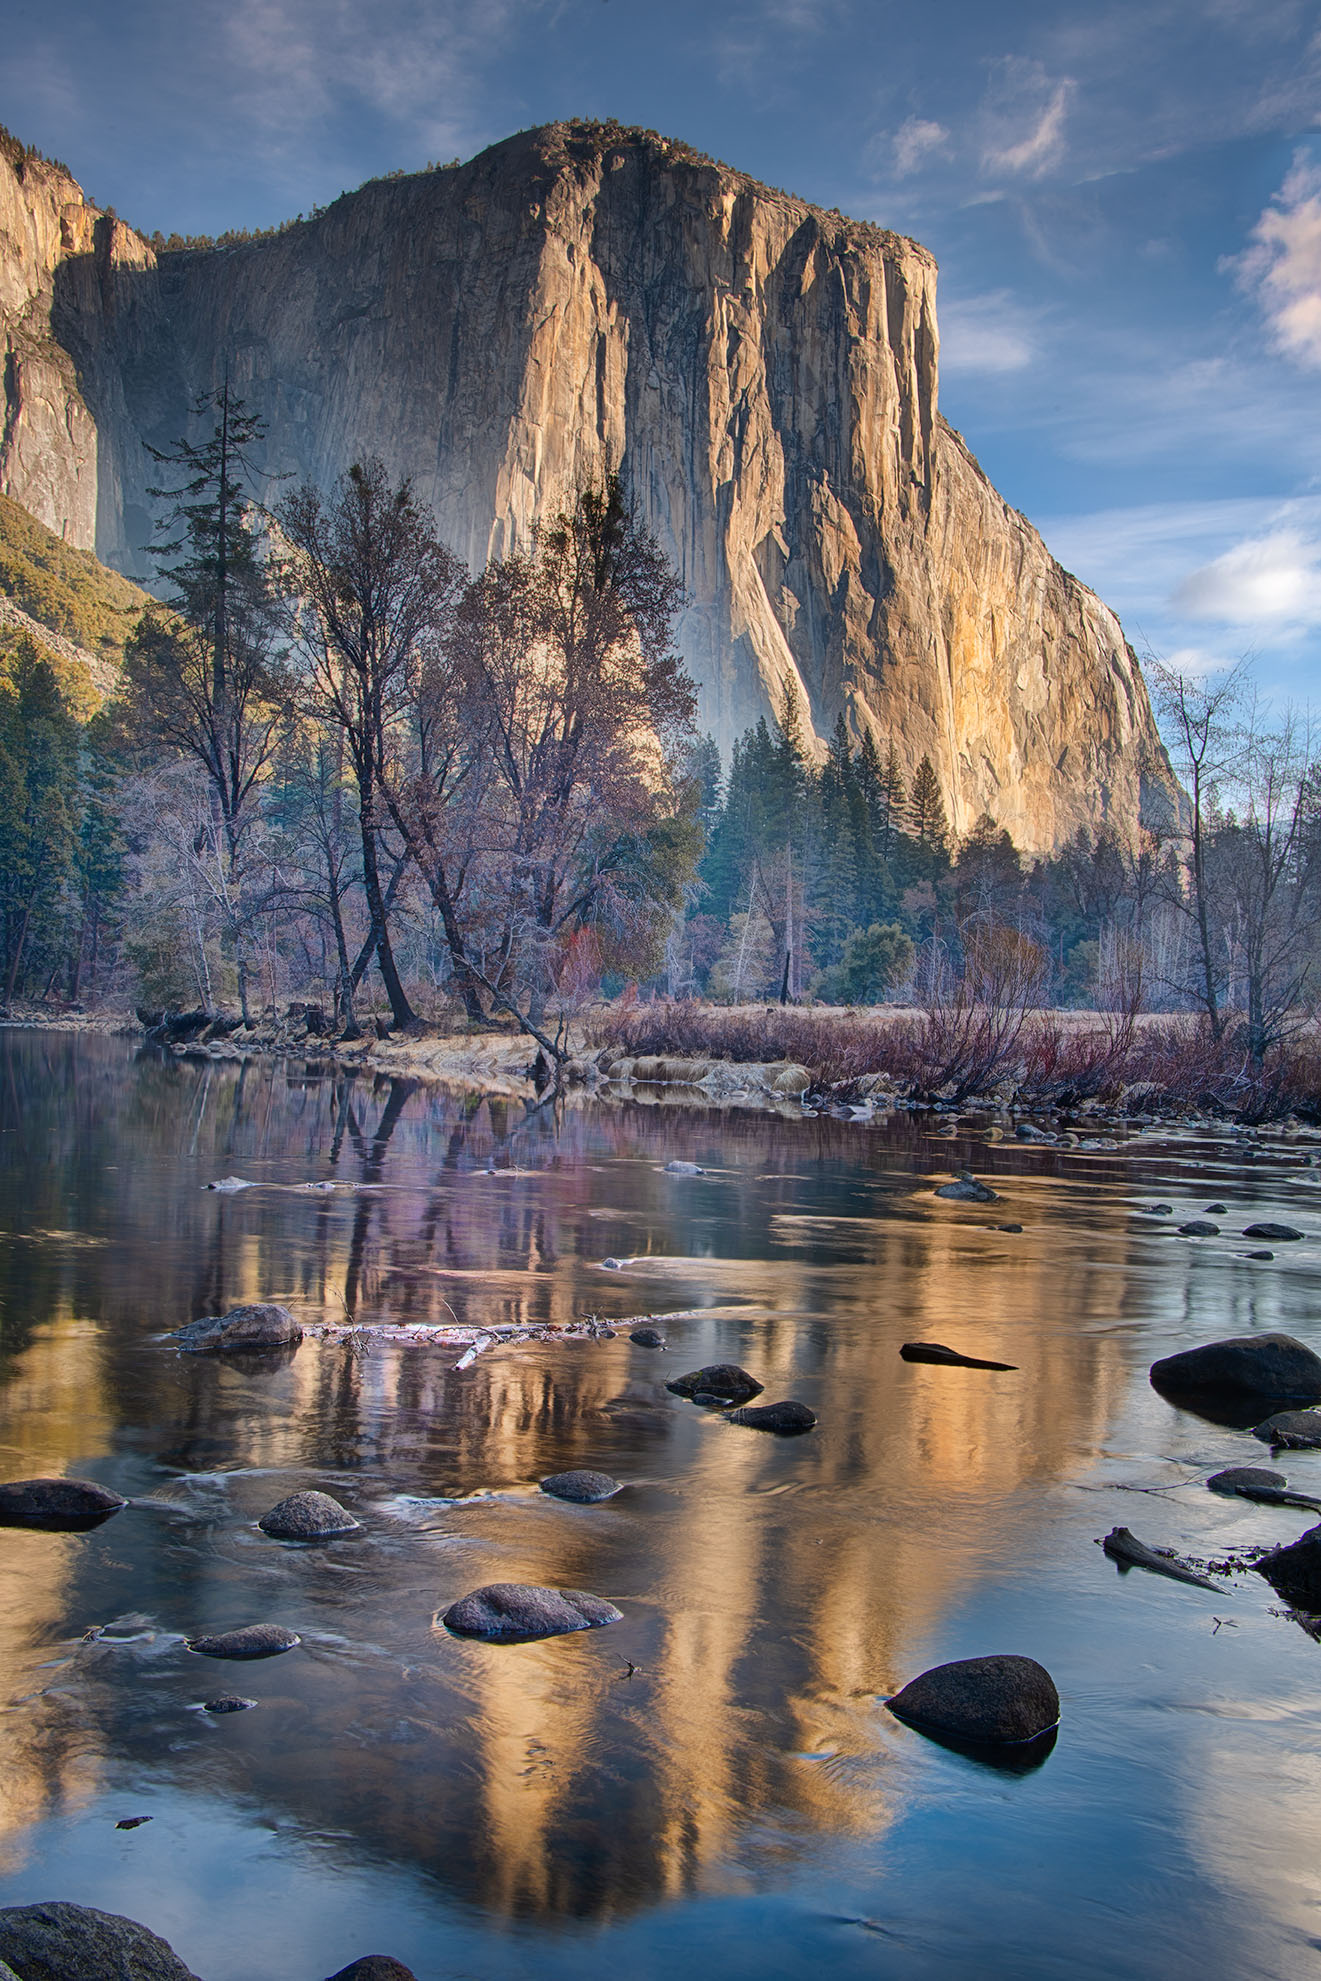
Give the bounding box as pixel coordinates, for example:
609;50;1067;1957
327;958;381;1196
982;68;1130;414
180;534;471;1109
724;1399;817;1434
326;1962;419;1981
887;1654;1059;1746
0;1901;203;1981
187;1624;300;1660
1241;1222;1303;1241
258;1490;359;1540
664;1160;703;1175
666;1364;763;1404
440;1583;622;1642
1178;1220;1220;1237
629;1327;665;1347
202;1695;257;1713
539;1470;622;1503
1207;1466;1287;1495
0;1478;126;1530
1149;1333;1321;1401
174;1303;303;1354
1256;1522;1321;1610
935;1172;1000;1202
1252;1409;1321;1449
900;1342;1017;1371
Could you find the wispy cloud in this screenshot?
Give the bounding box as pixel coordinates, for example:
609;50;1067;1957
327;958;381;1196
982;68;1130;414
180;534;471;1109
1231;149;1321;368
890;116;950;178
939;290;1039;373
979;58;1076;180
1175;525;1321;629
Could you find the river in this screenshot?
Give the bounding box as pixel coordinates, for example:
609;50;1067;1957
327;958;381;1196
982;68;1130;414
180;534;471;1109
0;1030;1318;1981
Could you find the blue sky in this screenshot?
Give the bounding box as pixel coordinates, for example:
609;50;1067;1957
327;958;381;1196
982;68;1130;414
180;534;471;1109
7;0;1321;693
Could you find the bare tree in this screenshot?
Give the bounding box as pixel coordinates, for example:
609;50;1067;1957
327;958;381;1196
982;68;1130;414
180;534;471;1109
278;461;466;1031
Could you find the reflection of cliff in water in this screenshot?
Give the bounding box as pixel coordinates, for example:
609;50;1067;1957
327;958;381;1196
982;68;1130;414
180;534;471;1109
0;1033;1195;1920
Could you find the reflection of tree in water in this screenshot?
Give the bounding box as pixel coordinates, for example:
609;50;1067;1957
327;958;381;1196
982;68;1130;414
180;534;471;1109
0;1032;1294;1928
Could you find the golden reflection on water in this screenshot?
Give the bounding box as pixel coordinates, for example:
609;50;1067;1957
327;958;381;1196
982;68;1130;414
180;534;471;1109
0;1034;1283;1937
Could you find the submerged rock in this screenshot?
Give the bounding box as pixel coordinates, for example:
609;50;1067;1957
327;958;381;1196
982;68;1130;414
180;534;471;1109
0;1901;203;1981
258;1491;359;1540
900;1342;1017;1371
205;1175;253;1192
187;1624;301;1660
1246;1250;1275;1261
666;1364;764;1404
0;1478;126;1529
1252;1409;1321;1449
887;1654;1059;1746
202;1695;257;1713
174;1303;303;1355
1257;1523;1321;1609
996;1222;1024;1233
539;1470;622;1503
1149;1333;1321;1402
326;1962;419;1981
440;1582;623;1642
1241;1222;1303;1241
724;1399;816;1433
1178;1220;1220;1237
935;1172;999;1203
1205;1202;1228;1214
629;1327;665;1347
664;1160;703;1175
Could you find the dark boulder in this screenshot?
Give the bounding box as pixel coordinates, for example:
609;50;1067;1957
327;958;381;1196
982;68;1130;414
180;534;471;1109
666;1364;763;1405
900;1342;1017;1371
539;1470;622;1503
1205;1203;1228;1214
0;1478;126;1530
202;1695;257;1713
440;1582;623;1642
258;1491;359;1540
1149;1333;1321;1402
724;1399;816;1434
1246;1250;1275;1261
1252;1409;1321;1449
174;1303;303;1355
1207;1466;1286;1495
629;1327;666;1347
935;1173;1000;1203
1241;1222;1303;1241
1178;1220;1220;1237
996;1222;1024;1233
326;1960;418;1981
0;1901;203;1980
887;1653;1059;1746
1256;1522;1321;1610
187;1624;300;1659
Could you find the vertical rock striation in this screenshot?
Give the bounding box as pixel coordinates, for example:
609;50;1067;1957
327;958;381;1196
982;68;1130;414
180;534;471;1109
0;120;1170;849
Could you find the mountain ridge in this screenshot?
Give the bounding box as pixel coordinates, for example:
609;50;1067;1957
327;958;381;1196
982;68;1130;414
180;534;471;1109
0;116;1171;850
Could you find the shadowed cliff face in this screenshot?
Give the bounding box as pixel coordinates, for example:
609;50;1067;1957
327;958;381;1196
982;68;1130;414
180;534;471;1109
0;122;1169;850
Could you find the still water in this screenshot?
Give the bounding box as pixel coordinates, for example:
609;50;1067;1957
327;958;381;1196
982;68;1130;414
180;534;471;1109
1;1031;1321;1980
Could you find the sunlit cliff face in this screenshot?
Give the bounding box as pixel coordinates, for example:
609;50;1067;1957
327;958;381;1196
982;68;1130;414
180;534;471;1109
0;1038;1165;1919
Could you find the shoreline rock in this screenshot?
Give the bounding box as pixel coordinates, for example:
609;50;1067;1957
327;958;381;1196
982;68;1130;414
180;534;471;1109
887;1653;1059;1747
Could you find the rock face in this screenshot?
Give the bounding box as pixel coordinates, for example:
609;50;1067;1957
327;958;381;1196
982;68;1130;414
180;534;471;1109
0;1901;203;1981
0;122;1171;851
1150;1334;1321;1402
887;1653;1059;1746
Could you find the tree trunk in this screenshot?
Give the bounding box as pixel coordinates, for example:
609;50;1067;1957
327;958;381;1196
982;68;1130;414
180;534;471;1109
358;771;415;1029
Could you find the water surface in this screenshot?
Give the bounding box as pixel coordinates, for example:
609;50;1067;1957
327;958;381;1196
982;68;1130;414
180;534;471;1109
1;1032;1319;1980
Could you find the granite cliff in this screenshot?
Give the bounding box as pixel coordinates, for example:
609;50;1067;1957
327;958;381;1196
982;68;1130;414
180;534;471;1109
0;119;1168;850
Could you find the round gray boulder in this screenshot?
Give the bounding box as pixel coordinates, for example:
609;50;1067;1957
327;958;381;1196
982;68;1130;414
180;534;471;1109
1150;1333;1321;1401
629;1327;666;1347
440;1582;623;1642
174;1303;303;1354
0;1901;203;1981
666;1364;764;1405
1256;1522;1321;1609
887;1653;1060;1746
1241;1222;1303;1241
0;1479;126;1529
724;1400;817;1434
187;1623;300;1659
1252;1409;1321;1449
1178;1220;1220;1237
258;1490;359;1540
1207;1466;1287;1495
539;1470;622;1503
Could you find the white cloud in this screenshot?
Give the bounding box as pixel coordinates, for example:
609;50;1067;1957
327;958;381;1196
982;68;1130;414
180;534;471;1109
1175;526;1321;627
1232;149;1321;368
939;291;1038;373
890;117;950;178
980;58;1077;180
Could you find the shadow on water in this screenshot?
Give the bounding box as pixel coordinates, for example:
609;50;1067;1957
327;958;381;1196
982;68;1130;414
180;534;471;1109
1;1033;1321;1977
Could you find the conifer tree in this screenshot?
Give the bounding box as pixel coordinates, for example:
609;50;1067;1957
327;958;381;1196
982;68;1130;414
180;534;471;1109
908;753;948;849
